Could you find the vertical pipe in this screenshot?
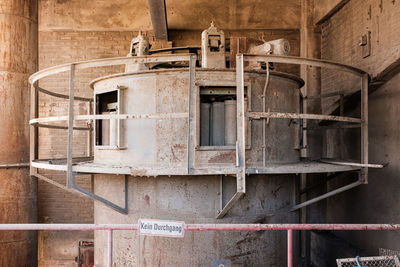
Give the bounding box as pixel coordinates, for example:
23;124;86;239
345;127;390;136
224;100;237;146
211;102;225;146
288;229;293;267
361;74;369;183
67;64;76;188
101;112;110;146
108;230;113;267
200;103;211;145
109;112;118;147
87;101;92;156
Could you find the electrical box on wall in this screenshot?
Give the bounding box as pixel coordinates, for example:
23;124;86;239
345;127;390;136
359;31;371;58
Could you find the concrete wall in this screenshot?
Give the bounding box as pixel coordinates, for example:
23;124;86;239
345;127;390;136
310;0;400;266
94;174;298;266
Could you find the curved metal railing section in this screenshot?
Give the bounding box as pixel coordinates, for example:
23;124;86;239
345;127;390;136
28;53;380;215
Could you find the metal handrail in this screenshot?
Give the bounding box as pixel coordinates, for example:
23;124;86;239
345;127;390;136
0;223;398;267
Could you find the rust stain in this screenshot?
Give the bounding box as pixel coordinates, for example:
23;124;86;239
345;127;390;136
208;152;236;163
130;169;147;177
144;195;150;205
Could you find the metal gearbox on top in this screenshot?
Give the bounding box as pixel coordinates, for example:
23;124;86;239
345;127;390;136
201;22;226;68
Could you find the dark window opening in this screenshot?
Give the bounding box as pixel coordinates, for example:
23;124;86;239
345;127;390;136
95;90;118;146
200;86;247;147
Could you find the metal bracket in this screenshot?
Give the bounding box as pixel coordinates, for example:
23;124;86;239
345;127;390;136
290;171;362;212
216;172;245;219
216;54;247;219
71;172;128;214
34;172;128;214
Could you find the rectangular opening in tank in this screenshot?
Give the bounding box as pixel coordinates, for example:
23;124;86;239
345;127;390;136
199;86;249;149
95;90;119;147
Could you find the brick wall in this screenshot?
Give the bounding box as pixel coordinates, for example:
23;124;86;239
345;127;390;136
320;0;400;113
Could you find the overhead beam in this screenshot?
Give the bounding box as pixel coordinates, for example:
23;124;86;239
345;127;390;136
147;0;168;40
314;0;349;25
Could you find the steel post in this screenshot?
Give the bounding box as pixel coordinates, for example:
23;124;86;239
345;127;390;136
288;229;293;267
108;230;113;267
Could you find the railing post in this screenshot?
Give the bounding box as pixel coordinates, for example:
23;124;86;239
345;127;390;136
236;53;246;193
361;73;369;183
187;54;196;174
288;229;293;267
108;229;113;267
30;81;39;176
67;64;75;188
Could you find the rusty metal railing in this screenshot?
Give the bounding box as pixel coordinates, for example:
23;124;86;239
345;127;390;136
1;223;399;267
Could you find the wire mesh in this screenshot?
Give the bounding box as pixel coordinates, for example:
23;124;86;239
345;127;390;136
380;248;400;259
336;256;400;267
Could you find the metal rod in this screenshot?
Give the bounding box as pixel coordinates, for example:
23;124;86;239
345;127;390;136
290;181;362;211
0;223;399;231
29;54;194;84
0;163;30;169
35;123;90;131
30;81;39;176
262;62;270;167
242;54;367;76
108;230;113;267
247;111;361;123
361;74;369;183
287;229;293;267
299;172;344;195
30;112;188;125
320;159;383;168
67;64;75;188
37;85;92;102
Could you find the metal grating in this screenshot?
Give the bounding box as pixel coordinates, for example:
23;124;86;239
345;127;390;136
380;248;400;259
337;256;400;267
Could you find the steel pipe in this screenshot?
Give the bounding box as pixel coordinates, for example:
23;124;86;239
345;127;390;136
108;230;113;267
0;223;399;231
287;229;293;267
247;111;361;123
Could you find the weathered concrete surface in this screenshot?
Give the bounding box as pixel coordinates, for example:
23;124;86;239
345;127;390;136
94;174;298;266
313;0;348;24
0;0;38;266
39;0;152;31
166;0;300;30
39;0;300;31
320;0;400;114
92;70;301;170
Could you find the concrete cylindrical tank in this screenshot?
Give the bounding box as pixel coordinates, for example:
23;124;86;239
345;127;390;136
91;68;302;266
0;0;37;266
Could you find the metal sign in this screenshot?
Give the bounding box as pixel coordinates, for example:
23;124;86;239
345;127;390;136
138;219;185;237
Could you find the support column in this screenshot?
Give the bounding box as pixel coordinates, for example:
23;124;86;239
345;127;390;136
0;0;38;266
300;0;323;266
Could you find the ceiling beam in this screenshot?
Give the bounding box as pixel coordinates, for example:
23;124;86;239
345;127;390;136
147;0;168;40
